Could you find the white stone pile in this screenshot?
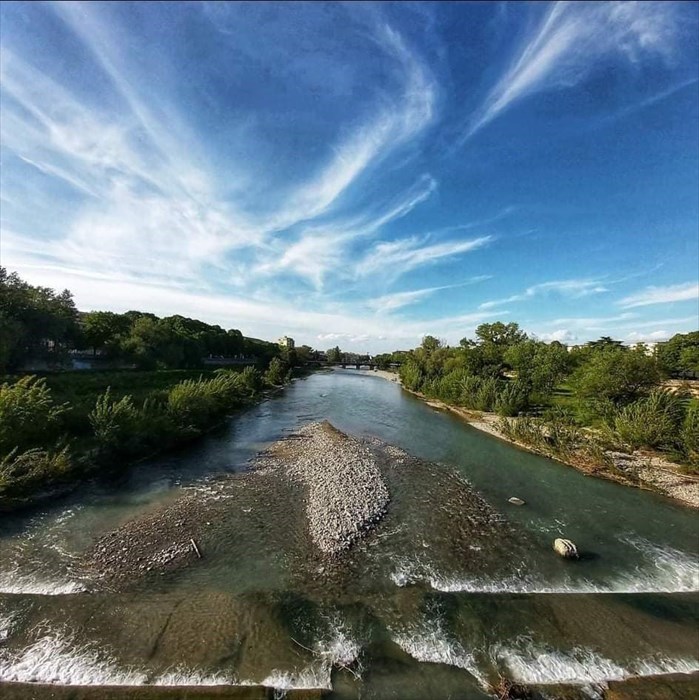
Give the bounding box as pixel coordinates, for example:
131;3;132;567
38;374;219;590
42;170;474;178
284;422;390;555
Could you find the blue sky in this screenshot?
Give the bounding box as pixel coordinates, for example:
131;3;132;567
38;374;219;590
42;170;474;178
1;1;697;352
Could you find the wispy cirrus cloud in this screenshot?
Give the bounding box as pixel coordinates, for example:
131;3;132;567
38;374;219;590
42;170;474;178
464;1;684;140
367;276;491;313
479;278;608;310
357;234;493;279
618;282;699;308
255;175;438;289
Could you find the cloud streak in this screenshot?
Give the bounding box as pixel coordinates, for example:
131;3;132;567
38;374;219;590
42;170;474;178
464;1;683;140
618;282;699;308
479;278;608;309
368;276;491;313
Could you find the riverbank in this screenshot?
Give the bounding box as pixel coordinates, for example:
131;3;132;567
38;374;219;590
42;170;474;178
358;369;699;509
0;368;300;513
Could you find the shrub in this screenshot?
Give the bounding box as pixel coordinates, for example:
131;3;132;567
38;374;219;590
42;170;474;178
681;402;699;463
0;376;67;454
89;388;141;456
474;377;499;411
167;373;242;432
236;366;262;396
264;357;288;386
0;446;72;498
495;381;529;417
613;390;687;450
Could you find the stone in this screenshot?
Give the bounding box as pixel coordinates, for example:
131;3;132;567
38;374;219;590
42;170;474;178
508;497;525;506
553;538;578;559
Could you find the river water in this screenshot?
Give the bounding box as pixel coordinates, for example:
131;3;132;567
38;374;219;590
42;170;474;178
0;371;697;697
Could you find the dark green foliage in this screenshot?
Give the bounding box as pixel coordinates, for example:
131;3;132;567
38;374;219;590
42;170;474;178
681;402;699;464
264;357;289;385
572;348;661;407
0;268;280;372
0;376;67;454
612;390;688;450
0;267;80;371
656;332;699;377
0;446;72;499
89;389;142;457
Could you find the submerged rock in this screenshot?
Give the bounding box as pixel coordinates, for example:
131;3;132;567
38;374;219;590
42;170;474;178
508;497;526;506
553;538;579;559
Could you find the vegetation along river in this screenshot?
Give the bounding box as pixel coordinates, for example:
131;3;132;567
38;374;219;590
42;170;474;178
0;370;697;698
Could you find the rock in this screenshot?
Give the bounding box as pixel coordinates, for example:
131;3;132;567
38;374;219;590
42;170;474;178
553;538;578;559
508;497;525;506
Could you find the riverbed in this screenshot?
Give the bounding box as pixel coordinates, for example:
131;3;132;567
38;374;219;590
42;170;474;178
0;370;697;698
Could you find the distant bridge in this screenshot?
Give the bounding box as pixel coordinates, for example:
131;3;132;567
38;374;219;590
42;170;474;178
332;361;376;371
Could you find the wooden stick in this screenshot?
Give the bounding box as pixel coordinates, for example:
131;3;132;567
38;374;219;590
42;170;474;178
190;538;202;558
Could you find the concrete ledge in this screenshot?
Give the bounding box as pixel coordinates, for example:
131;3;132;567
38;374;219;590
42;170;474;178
0;683;326;700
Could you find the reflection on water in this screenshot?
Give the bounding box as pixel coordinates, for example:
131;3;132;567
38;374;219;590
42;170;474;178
0;371;698;696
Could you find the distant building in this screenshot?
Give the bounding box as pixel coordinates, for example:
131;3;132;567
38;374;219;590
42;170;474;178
278;336;295;350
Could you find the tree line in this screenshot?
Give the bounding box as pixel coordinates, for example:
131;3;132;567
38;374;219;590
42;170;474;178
391;322;699;469
0;268;280;372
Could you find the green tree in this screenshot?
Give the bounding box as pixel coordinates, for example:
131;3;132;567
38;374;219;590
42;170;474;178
265;357;289;385
82;311;130;356
656;332;699;376
586;336;626;352
327;346;342;363
572;348;661;407
505;340;570;396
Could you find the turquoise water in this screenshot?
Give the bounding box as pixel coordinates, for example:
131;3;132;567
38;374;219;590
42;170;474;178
0;371;697;697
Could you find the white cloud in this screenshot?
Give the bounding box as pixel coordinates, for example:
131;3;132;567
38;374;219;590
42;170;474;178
536;329;578;343
625;330;672;343
464;1;682;139
479;278;608;309
618;282;699;308
255;175;438;289
357;235;493;278
368;276;491;313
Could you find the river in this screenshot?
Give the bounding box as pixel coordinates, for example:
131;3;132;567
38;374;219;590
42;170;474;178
1;370;697;698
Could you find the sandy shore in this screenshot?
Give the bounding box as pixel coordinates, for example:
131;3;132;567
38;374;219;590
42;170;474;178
362;369;699;509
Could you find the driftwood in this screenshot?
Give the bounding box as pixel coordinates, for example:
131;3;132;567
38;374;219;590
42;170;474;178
190;538;202;558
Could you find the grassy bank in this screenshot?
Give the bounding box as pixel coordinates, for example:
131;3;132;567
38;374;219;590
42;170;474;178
0;367;292;511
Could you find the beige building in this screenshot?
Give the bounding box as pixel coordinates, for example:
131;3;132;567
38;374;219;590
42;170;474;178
278;336;295;350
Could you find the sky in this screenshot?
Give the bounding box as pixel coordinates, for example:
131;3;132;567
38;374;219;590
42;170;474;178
1;1;698;352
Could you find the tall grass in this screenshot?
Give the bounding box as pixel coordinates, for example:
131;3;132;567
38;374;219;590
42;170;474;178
612;390;688;451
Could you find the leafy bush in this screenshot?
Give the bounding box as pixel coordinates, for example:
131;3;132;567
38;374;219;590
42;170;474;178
167;373;243;431
264;357;289;386
0;376;67;454
494;381;529;417
613;390;687;450
0;446;72;498
681;402;699;463
572;348;661;408
236;366;262;396
89;388;142;456
474;377;499;411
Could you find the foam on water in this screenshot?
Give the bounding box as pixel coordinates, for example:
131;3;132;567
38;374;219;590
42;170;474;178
259;665;332;690
492;640;699;686
0;632;147;685
0;611;16;643
316;617;361;669
391;615;485;685
0;568;85;595
154;669;232;685
390;535;699;594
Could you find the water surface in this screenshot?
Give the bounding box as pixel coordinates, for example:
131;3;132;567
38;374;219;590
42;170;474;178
1;371;697;697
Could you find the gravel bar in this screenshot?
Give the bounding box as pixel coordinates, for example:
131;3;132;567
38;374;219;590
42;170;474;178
264;421;390;555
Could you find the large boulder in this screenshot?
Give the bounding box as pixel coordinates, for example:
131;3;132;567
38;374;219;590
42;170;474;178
553;538;578;559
